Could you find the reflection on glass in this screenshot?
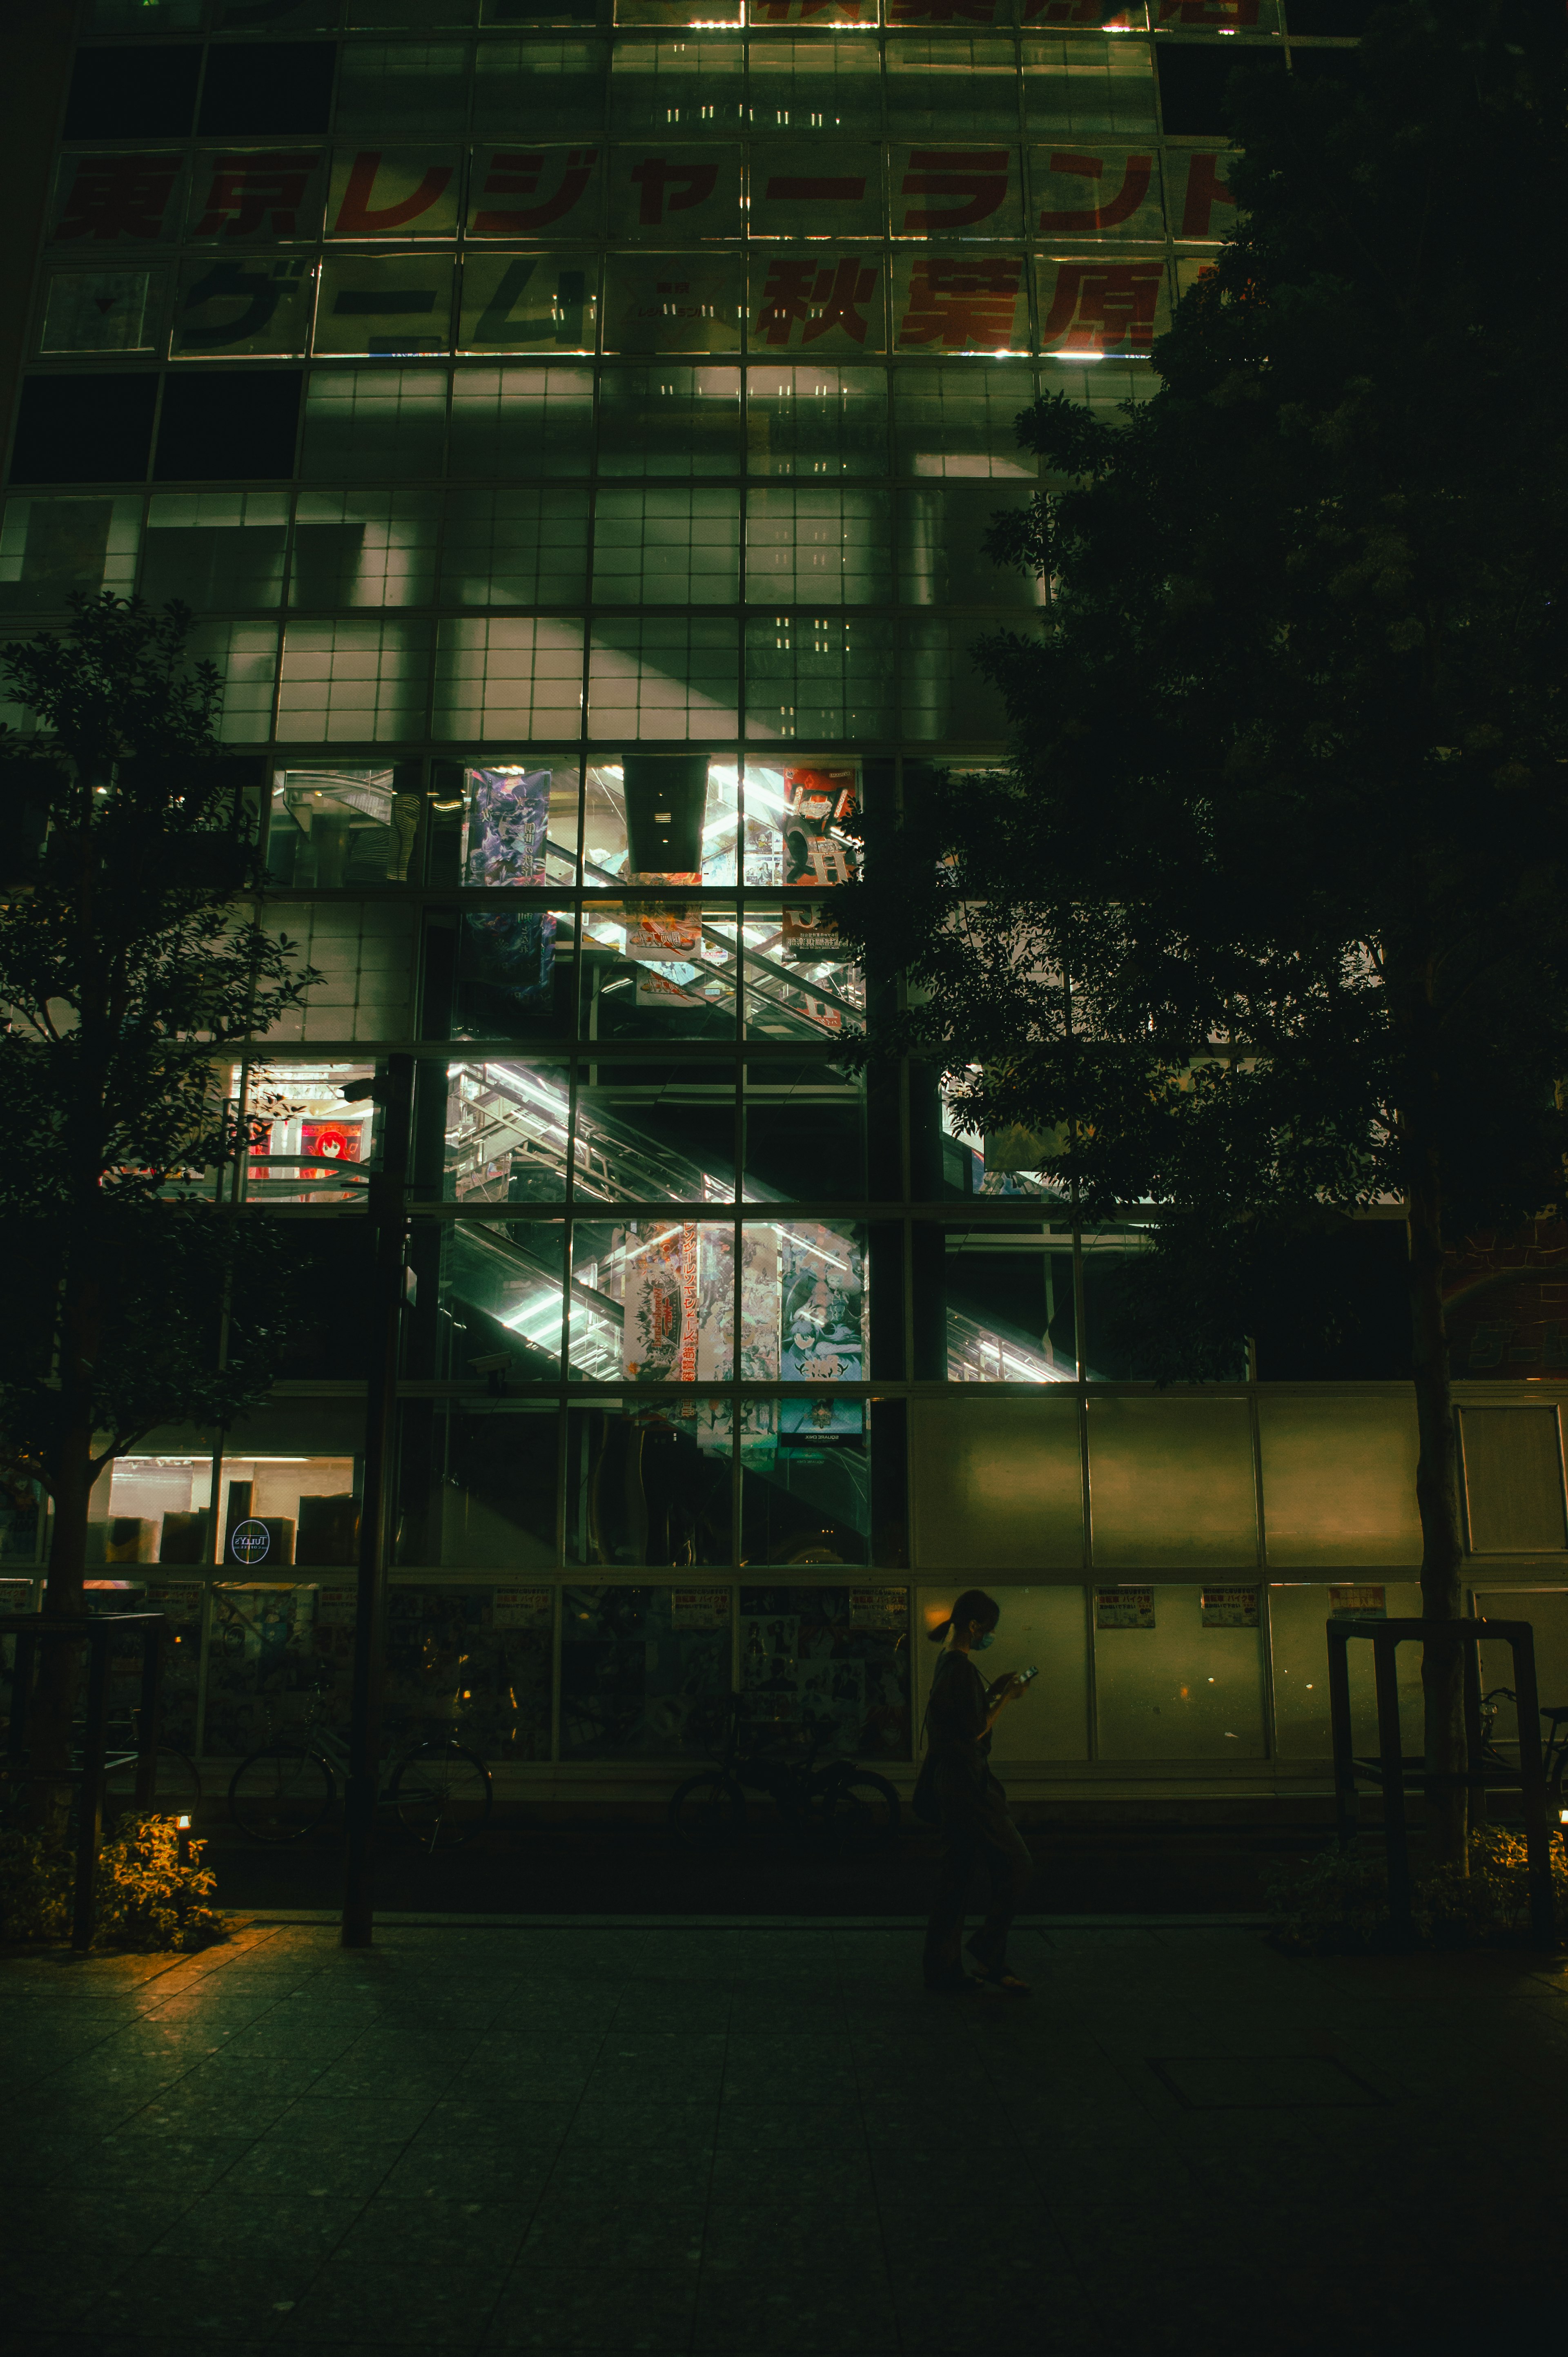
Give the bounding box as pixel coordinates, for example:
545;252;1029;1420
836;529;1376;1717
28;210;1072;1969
744;911;864;1042
266;765;422;885
574;1065;737;1204
746;366;889;478
560;1581;732;1755
207;1583;315;1756
445;1060;571;1202
581;756;739;885
91;1455;215;1569
744;1063;865;1202
579;903;739;1041
395;1401;560;1565
569;1220;736;1381
740;1583;909;1759
240;1060;377;1204
383;1585;553;1758
945;1228;1077;1382
218;1452;361;1573
566;1405;733;1565
439;1220;566;1376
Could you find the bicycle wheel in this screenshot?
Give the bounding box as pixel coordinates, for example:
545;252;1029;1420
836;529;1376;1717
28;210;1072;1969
229;1744;335;1843
104;1748;202;1823
812;1770;901;1852
392;1741;492;1853
668;1769;746;1852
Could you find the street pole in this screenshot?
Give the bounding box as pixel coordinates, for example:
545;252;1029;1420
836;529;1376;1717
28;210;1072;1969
341;1052;413;1949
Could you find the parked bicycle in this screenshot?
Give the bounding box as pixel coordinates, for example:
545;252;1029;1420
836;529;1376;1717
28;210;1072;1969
1474;1685;1568;1841
668;1694;901;1853
228;1666;492;1852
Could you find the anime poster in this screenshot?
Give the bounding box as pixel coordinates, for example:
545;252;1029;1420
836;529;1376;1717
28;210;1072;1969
624;904;701;960
300;1118;360;1180
461;767;557;1012
634;965;705;1009
739;1587;910;1759
621;1221;699;1383
780;1222;864;1383
782;767;858;889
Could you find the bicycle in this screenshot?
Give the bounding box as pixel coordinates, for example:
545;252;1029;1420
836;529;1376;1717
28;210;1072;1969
668;1693;901;1854
1474;1685;1568;1846
228;1667;492;1853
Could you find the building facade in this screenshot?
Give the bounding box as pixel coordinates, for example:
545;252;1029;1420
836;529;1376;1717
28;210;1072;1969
5;0;1568;1809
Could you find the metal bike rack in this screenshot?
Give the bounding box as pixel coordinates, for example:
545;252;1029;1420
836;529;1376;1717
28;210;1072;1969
1327;1617;1556;1953
1;1611;166;1953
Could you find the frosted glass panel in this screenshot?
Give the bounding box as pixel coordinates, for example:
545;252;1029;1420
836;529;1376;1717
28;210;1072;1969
1269;1581;1423;1759
1460;1407;1566;1554
1087;1396;1256;1569
1094;1583;1266;1759
909;1395;1082;1569
1474;1587;1568;1750
1259;1392;1421;1567
916;1583;1089;1762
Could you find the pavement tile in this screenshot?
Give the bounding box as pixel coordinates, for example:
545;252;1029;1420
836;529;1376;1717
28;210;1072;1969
485;2263;699;2351
332;2194;535;2268
694;2255;899;2353
275;2259;510;2348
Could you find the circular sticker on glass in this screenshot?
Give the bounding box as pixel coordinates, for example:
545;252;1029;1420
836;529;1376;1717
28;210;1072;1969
230;1519;271;1566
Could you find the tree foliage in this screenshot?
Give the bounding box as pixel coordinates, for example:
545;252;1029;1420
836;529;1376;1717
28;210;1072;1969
0;597;320;1597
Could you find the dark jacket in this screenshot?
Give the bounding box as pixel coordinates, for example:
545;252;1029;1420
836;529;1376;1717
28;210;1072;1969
925;1648;993;1802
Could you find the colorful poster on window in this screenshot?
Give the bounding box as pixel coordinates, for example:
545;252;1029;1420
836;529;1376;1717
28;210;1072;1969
1035;256;1169;357
748;250;886;355
634;966;707;1010
748;145;882;239
187;149;325;243
1329;1585;1387;1621
892;147;1022;239
1096;1585;1156;1630
892;252;1029;352
461;767;557;1013
40;272;159;354
608;146;742;243
53;152;185;243
458;253;599;352
1031;147;1164;242
466;146;603;239
1200;1586;1259;1629
494;1589;553;1628
172;256;314;356
782;767;859;889
327;149;459;238
850;1589;908;1630
1169;149;1238;243
780;1221;864;1383
314;253;454;356
671;1589;731;1630
301;1119;361;1179
623;904;702;960
315;1586;357;1627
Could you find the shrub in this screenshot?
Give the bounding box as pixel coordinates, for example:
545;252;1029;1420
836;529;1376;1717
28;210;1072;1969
0;1813;226;1952
1269;1828;1568;1955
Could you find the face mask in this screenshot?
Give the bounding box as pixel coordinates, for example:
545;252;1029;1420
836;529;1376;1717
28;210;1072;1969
976;1631;996;1650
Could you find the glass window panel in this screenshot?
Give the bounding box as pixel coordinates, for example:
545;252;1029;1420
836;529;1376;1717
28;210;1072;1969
218;1447;363;1575
601;254;744;355
1021;33;1158;137
87;0;204;27
206;1583;317;1754
484;0;598;18
559;1577;733;1749
743;906;864;1041
1257;1392;1422;1568
745;486;892;603
314;252;455;357
888;140;1023;239
185;149;328;244
1037;353;1154;416
472;40;610;137
301;366;448;479
440;485;591;604
1094;1583;1267;1759
325;145;461;236
276;618;432;741
0;495;142;612
97;1456;212;1572
333;41;473;134
290;489;439;607
752;0;876;18
890;250;1029;352
214;0;342;25
51;151;187;245
1167;146;1239;245
944;1226;1076;1380
592;486;741;605
1088;1396;1258;1565
893;362;1038;475
40;270;161;356
579;899;741;1040
443;1061;573;1203
1036;253;1169;360
898;482;1045;606
382;1582;552;1762
446;903;577;1042
265;764;421;886
185;620;281;743
746;245;887;357
457;253;600;355
595;365;742;476
607;143;743;241
746;363;888;477
171;256;315;357
744;1061;865;1202
139;491;289;611
739;1406;871;1564
609;38;746;136
586;617;740;741
437;1218;566;1376
739;754;858;887
448;363;594;475
259;904;419;1039
395;1402;560;1572
743;611;896;742
1021;1;1147;21
916;1583;1090;1764
1269;1580;1424;1759
466;144;604;239
574;1064;739;1206
741;1583;908;1757
898;614;1014;740
618;0;742;18
237;1059;377;1204
1078;1218;1152;1380
432;616;586;737
748;141;883;241
885;39;1022;135
422;757;579;886
1029;143;1164;242
581;754;738;883
350;0;475;21
746;35;885;135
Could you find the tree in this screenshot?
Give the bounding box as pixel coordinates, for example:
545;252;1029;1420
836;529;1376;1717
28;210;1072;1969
0;596;318;1643
840;2;1568;1862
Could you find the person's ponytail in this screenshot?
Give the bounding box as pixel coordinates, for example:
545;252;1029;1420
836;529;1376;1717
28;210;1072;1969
928;1589;1000;1643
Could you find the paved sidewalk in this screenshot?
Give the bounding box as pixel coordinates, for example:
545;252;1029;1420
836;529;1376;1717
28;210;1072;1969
3;1916;1565;2355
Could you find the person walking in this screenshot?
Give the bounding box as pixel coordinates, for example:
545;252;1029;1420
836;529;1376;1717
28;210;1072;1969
920;1588;1034;1994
